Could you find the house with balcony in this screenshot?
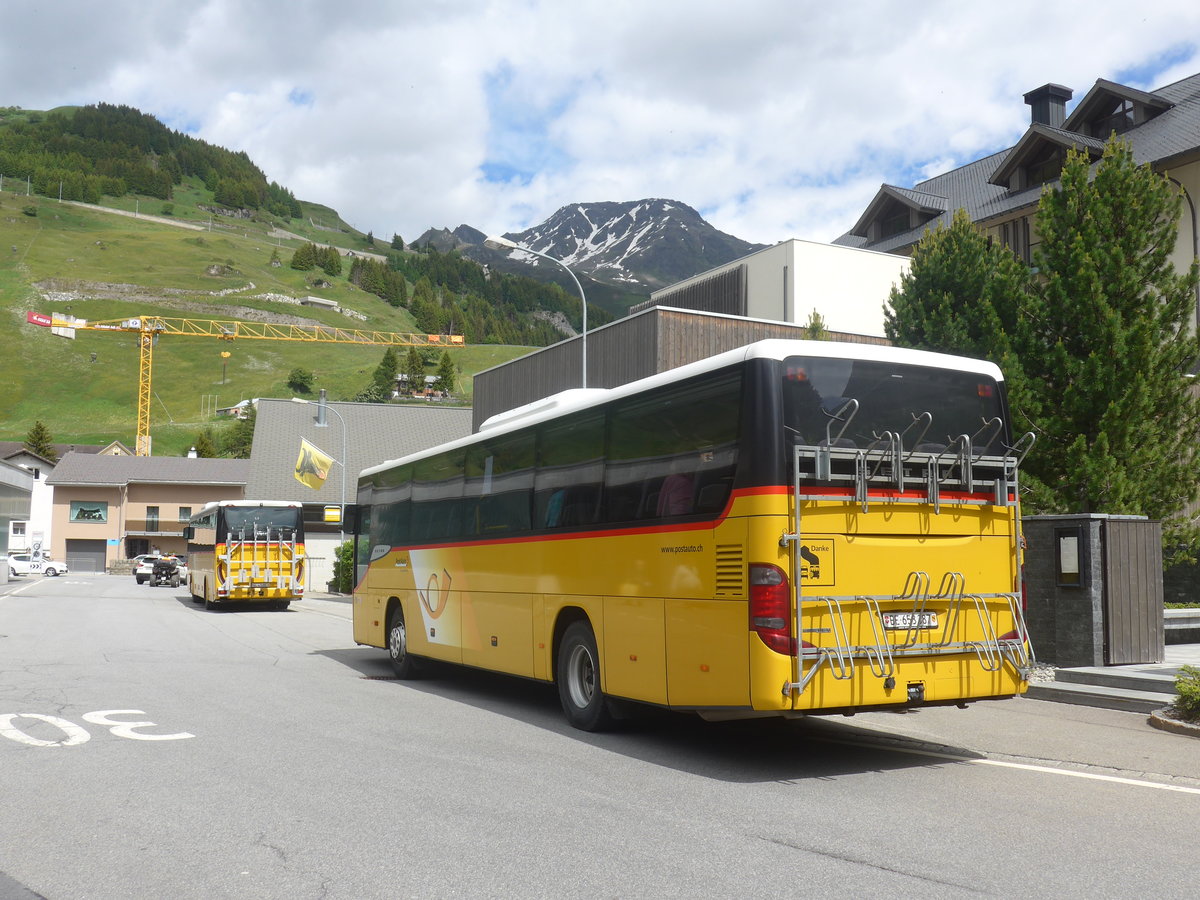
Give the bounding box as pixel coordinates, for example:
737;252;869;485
0;440;132;558
44;455;248;572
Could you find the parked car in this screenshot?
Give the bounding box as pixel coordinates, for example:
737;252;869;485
7;553;69;577
134;554;188;585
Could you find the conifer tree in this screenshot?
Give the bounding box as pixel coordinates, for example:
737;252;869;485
885;208;1034;368
24;420;57;462
804;309;828;341
404;347;426;395
372;347;399;394
435;350;457;394
193;429;218;457
1021;138;1200;553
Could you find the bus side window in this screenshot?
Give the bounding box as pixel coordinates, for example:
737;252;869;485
535;411;604;530
604;370;741;523
465;432;534;536
412;450;465;542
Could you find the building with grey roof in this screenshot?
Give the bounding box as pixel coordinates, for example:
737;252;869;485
246;396;474;588
45;454;249;571
834;73;1200;323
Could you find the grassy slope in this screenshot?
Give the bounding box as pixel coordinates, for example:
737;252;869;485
0;183;529;455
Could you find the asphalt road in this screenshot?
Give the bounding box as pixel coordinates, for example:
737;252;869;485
1;574;1197;899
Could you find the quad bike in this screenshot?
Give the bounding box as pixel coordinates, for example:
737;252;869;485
149;557;182;588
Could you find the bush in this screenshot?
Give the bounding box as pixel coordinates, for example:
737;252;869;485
1174;665;1200;722
328;540;354;593
22;205;37;217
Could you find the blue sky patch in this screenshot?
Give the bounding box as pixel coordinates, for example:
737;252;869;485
1113;44;1197;89
481;64;576;184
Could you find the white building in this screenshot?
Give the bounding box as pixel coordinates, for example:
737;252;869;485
641;239;910;338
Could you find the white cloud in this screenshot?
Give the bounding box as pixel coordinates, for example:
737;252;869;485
4;1;1200;247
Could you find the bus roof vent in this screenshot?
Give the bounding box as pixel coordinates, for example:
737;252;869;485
479;388;610;431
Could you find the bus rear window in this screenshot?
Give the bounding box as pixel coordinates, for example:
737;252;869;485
781;356;1008;454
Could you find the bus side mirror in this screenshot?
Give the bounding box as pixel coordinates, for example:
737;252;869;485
182;526;194;539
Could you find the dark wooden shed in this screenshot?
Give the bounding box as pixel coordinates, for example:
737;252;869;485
471;306;888;431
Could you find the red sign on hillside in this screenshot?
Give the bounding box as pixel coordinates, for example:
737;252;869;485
26;312;52;327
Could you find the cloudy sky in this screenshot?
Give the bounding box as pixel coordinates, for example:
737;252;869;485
7;1;1200;245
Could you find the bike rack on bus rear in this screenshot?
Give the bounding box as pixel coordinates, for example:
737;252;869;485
779;408;1036;699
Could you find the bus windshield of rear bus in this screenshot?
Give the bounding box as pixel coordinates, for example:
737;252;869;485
781;355;1008;454
220;507;302;537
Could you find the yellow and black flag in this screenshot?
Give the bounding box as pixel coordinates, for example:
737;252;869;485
294;438;334;490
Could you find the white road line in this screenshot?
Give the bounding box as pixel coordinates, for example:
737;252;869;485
850;739;1200;796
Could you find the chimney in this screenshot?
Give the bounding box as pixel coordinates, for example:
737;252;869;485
1023;84;1073;128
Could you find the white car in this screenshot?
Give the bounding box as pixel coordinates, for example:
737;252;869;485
8;553;68;577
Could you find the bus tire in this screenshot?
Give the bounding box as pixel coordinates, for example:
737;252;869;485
388;607;421;679
557;621;614;732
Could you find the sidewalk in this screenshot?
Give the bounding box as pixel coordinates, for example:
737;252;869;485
1024;642;1198;733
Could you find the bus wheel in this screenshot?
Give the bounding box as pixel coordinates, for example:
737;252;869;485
388;607;421;679
557;621;614;732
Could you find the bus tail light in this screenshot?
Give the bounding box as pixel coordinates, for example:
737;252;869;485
749;563;795;655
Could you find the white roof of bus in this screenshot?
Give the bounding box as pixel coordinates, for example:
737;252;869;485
194;500;303;517
360;339;1005;479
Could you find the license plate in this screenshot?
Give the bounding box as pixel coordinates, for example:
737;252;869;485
882;611;937;630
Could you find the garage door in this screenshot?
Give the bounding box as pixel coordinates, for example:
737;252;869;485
66;539;107;574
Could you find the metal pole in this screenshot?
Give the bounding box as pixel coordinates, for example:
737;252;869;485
315;400;347;545
485;236;588;388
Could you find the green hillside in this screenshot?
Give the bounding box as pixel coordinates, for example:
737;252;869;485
0;104;547;456
0;187;528;456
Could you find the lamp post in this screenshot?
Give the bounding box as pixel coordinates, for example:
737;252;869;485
485;234;588;388
291;392;346;545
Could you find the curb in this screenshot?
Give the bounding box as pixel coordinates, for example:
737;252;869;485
1148;708;1200;738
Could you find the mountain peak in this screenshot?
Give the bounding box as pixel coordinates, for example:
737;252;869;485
502;199;765;290
416;198;767;295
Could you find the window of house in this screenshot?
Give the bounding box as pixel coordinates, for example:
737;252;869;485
1090;99;1135;138
1026;147;1065;187
880;205;910;238
178;506;191;522
13;522;26;537
146;505;159;531
1001;217;1032;264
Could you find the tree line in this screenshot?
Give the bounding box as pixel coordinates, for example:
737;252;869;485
0;102;300;217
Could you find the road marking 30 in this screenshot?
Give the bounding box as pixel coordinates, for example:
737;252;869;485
0;710;194;747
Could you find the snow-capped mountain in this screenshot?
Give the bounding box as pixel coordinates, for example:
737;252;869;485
414;199;767;296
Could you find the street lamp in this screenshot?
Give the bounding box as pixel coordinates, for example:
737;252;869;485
485;234;588;388
291;392;346;544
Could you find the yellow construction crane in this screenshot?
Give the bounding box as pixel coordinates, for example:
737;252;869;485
28;311;464;455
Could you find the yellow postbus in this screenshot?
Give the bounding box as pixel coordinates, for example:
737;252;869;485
351;339;1035;730
186;501;306;610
